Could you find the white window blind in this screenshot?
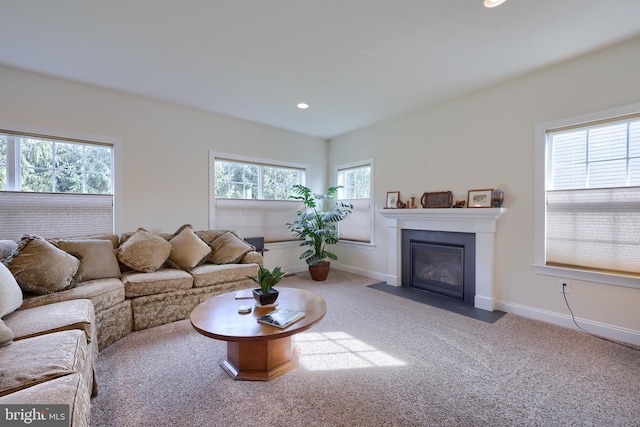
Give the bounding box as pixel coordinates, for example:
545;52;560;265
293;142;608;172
337;161;372;244
0;191;114;240
339;198;371;243
546;115;640;276
213;199;301;243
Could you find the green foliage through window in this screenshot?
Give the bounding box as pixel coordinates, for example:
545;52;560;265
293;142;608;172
214;159;303;200
1;133;113;194
338;165;371;199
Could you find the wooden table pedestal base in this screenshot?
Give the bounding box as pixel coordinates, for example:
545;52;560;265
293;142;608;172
221;336;300;381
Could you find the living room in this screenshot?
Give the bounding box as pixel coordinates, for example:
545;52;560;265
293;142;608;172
1;2;640;425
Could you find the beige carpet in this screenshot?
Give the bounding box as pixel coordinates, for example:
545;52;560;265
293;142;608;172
90;271;640;426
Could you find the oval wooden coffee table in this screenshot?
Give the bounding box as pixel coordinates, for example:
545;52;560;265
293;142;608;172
190;287;326;381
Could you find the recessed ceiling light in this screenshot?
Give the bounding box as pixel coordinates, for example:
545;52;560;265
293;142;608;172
297;102;309;109
483;0;507;7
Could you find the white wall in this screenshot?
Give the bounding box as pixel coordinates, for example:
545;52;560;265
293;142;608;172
2;34;639;343
0;64;328;271
329;35;640;344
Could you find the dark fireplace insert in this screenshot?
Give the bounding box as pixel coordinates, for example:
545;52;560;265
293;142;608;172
401;229;476;305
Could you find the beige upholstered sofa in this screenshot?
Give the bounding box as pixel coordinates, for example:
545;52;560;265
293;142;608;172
0;225;262;427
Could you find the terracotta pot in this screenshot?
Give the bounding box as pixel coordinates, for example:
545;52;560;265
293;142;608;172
309;261;331;281
252;288;279;305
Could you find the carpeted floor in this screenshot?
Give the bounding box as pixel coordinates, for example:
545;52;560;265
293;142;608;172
90;271;640;427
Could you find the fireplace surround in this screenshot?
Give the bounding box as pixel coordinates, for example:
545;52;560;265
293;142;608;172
378;208;507;311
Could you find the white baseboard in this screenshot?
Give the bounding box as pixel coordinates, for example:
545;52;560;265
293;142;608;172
331;263;391;283
495;299;640;346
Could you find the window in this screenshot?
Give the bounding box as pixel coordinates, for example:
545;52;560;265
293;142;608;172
210;152;306;243
0;129;115;240
534;103;640;288
214;158;303;200
336;160;373;244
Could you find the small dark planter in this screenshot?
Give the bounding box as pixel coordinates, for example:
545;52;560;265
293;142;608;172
253;288;279;305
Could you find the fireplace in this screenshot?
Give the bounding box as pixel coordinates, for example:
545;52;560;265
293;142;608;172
377;208;506;311
402;230;476;305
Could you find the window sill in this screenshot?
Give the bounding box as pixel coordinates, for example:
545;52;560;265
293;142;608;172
532;264;640;290
337;240;375;251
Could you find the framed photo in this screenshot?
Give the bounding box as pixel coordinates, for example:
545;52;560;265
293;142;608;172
467;189;493;208
386;191;400;208
421;191;453;208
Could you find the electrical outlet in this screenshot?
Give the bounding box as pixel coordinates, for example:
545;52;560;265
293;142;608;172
427;162;436;172
558;280;570;294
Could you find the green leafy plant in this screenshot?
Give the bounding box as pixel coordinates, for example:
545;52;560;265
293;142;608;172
286;184;353;266
248;265;286;293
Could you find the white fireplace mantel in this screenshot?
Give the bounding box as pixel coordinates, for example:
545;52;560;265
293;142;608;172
376;208;507;312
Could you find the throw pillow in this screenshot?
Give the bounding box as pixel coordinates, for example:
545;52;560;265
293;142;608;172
114;228;173;273
0;319;13;347
167;224;212;270
0;240;18;261
56;239;122;282
5;235;80;295
0;262;23;317
209;232;254;264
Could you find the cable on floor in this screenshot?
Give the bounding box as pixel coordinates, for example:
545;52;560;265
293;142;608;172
562;287;640;352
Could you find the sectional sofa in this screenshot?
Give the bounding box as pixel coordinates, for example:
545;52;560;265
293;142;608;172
0;225;263;427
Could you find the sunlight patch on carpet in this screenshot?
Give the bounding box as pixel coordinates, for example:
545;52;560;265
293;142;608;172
295;331;406;371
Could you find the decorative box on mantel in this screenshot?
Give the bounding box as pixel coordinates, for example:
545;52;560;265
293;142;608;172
376;208;507;312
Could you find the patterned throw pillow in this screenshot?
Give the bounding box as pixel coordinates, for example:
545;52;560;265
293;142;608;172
5;235;80;295
167;225;212;270
56;239;122;282
114;228;173;273
209;232;254;264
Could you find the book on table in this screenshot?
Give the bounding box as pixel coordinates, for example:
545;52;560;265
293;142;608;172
257;308;305;329
234;289;254;299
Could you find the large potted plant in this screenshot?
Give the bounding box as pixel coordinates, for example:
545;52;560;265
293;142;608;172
287;184;353;281
248;265;286;305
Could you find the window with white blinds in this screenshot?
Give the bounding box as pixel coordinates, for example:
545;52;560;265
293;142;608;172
545;114;640;276
337;161;373;244
209;152;307;243
0;129;115;240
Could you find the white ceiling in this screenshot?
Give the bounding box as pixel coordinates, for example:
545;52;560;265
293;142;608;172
2;1;640;139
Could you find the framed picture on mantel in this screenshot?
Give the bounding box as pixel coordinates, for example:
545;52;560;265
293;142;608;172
386;191;400;208
467;189;493;208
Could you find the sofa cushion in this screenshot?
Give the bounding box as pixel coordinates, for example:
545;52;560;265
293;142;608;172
0;320;13;347
0;373;91;427
190;263;259;287
0;262;23;317
167;224;212;270
21;277;125;313
209;232;254;264
121;268;194;298
5;235;80;295
4;299;94;345
56;239;122;282
0;240;17;261
115;228;173;273
0;329;89;397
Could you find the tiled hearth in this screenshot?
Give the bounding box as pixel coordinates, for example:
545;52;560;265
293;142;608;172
377;208;507;312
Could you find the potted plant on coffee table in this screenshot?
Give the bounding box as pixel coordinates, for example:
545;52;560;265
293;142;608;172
286;184;353;281
248;265;286;305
